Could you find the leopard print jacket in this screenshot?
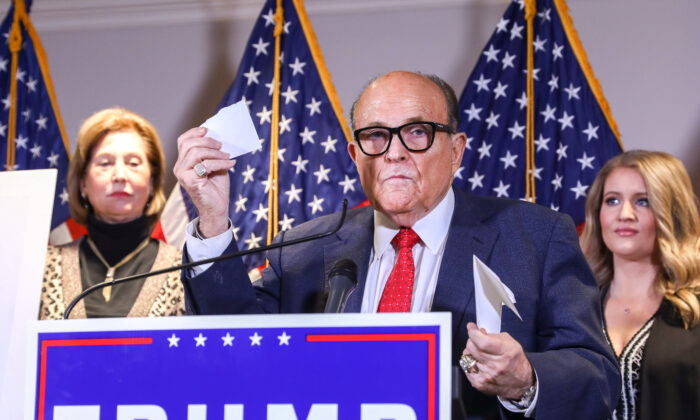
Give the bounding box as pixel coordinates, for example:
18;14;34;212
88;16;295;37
40;238;185;319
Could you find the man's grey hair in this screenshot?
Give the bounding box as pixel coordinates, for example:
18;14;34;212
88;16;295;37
349;71;460;132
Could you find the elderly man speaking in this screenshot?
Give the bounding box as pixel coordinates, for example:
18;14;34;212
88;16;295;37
174;71;619;419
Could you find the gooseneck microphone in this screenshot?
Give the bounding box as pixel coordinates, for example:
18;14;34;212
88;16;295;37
323;259;358;313
63;199;349;319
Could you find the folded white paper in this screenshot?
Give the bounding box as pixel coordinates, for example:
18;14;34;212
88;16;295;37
473;255;522;333
201;100;262;158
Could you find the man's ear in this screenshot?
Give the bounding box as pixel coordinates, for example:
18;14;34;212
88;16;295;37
347;141;358;164
450;132;467;173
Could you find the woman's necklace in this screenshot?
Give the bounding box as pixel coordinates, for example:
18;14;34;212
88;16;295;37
85;236;151;302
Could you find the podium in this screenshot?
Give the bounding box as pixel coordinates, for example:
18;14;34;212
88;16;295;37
27;313;451;420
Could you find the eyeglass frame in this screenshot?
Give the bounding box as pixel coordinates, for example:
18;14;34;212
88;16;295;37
352;121;456;157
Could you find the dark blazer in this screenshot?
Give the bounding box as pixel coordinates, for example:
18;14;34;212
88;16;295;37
639;299;700;420
182;188;620;420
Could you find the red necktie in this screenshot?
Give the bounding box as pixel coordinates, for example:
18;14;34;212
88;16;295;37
378;228;421;312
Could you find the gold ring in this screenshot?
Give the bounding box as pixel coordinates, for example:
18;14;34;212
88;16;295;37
459;354;478;374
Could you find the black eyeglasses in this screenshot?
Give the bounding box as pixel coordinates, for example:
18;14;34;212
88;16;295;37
353;121;455;156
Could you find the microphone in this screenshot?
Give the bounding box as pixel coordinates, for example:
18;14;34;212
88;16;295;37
64;199;349;319
323;259;358;313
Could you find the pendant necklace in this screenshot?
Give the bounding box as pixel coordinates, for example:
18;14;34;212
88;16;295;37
86;236;151;302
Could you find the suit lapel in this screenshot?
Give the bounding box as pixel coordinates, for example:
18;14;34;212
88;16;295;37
323;207;374;313
432;189;500;340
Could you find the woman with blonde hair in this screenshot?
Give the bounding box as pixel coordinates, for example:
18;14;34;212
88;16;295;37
581;150;700;420
40;107;184;319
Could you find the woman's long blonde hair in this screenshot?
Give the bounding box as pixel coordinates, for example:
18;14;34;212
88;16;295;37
581;150;700;328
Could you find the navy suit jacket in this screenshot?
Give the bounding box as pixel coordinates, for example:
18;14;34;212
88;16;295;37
182;188;620;419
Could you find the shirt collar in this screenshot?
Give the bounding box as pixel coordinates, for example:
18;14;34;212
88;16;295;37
373;188;455;260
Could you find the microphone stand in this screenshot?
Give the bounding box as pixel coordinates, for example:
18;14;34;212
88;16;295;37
63;199;349;319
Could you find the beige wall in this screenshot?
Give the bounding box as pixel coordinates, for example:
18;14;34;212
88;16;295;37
12;0;700;193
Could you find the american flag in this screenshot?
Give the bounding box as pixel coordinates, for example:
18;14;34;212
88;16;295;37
453;0;623;226
0;0;71;231
176;0;366;271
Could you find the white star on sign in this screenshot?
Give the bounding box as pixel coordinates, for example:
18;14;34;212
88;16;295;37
501;52;516;70
538;8;551;22
570;180;589;199
0;57;7;71
283;21;291;34
548;75;558;92
277;148;286;163
252;37;269;56
483;44;500;62
468;171;484;190
500;150;518;169
453;167;465;180
508;121;525;139
320;136;337;153
515;92;528;110
485;111;500;129
232;225;240;241
22;108;31;121
278;331;291;345
493;181;511;198
473;74;491;92
194;333;207;347
521;67;540;81
308;195;325;215
250;332;263;346
339;175;357;193
582;122;599;141
289;57;306;75
564;83;581;100
242;165;255;183
252;202;269;222
0;122;6;136
221;333;235;346
558;111;575;131
2;94;11;110
15;68;25;82
313;164;331;183
464;103;481;121
306;97;322;116
529;166;543;180
577;152;595;170
291;155;308;174
243;66;260;85
281;85;299;104
167;333;180;347
279;214;295;232
493;82;508;99
265;78;277;96
245;232;263;249
257;106;272;125
285;183;303;203
551;173;563;191
477;141;492;159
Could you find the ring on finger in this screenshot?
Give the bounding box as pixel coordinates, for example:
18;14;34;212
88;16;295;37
459;353;478;374
194;162;208;178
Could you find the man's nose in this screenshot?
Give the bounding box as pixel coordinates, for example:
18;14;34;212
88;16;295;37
384;132;408;161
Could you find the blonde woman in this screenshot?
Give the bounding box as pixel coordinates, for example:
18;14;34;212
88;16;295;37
40;108;184;319
581;150;700;420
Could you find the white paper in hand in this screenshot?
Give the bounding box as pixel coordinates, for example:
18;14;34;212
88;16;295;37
200;100;262;158
473;255;522;333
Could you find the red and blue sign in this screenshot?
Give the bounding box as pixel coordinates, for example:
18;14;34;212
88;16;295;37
27;313;451;420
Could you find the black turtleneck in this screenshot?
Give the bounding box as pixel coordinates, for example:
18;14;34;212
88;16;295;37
79;215;159;318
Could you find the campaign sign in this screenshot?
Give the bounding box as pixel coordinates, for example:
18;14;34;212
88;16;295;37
26;313;451;420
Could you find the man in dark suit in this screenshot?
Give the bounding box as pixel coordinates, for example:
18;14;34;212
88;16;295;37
174;71;620;419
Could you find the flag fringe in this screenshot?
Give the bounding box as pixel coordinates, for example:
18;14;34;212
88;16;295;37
553;0;623;150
